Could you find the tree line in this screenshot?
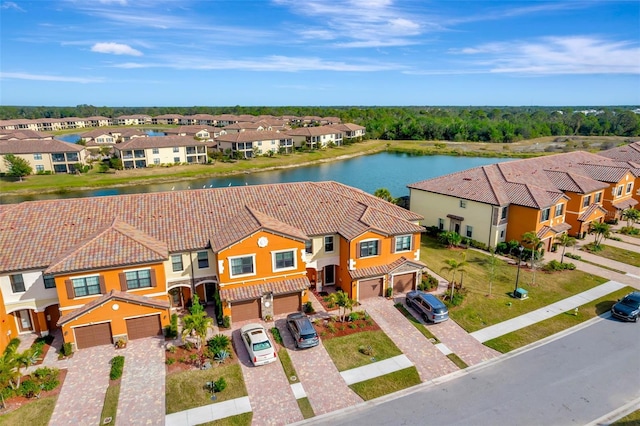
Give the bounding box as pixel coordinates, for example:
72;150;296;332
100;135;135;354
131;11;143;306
1;105;638;142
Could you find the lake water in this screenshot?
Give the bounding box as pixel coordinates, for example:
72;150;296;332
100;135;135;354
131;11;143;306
2;152;511;204
57;130;166;143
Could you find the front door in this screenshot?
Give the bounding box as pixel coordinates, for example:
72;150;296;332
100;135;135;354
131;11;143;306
16;309;33;332
205;282;216;303
324;265;335;286
169;288;183;308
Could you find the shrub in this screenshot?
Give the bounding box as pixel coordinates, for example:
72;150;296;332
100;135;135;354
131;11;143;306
33;367;60;391
214;350;230;364
348;311;362;321
326;323;337;333
165;313;179;338
18;380;40;398
438;231;462;247
358;345;374;356
620;226;640;235
349;323;357;329
207;334;230;354
451;293;465;306
302;301;315;314
425;226;441;237
385;287;393;298
543;260;576;271
565;253;582;260
213;377;227;393
167;345;177;354
418;274;439;291
270;327;283;345
183;341;194;351
61;342;73;357
222;315;231;329
109;355;125;380
166;358;176;365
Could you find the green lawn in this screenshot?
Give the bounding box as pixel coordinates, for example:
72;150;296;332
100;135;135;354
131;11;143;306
612;409;640;425
277;349;298;384
583;244;640;267
349;367;421;400
420;237;607;332
166;364;246;414
100;383;121;424
484;286;634;353
0;396;57;426
297;397;315;419
322;330;402;371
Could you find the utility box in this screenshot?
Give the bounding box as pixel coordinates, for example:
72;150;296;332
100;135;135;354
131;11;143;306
514;288;529;299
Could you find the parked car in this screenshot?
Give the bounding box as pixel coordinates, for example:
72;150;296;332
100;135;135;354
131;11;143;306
611;291;640;322
240;323;277;366
286;312;319;349
405;291;449;323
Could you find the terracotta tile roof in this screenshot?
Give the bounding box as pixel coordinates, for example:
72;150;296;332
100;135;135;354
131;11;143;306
0;181;423;273
544;170;609;193
286;126;342;137
0;138;85;154
612;198;639;210
350;257;426;280
116;135;208;150
220;277;310;302
578;204;608;221
216;130;287;143
57;290;169;326
45;219;168;274
551;222;572;233
0;130;51;140
332;123;365;132
599;142;640;163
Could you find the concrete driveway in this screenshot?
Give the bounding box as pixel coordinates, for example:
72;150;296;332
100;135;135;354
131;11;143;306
232;328;303;425
274;318;362;416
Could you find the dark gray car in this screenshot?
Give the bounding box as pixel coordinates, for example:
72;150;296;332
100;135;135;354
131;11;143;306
406;291;449;323
286;312;319;348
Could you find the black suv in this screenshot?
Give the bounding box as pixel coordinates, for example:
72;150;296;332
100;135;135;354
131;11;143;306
611;291;640;322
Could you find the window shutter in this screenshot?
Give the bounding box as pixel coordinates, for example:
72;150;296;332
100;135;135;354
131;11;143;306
65;280;75;299
357;242;361;258
150;269;157;287
99;276;107;294
118;273;127;291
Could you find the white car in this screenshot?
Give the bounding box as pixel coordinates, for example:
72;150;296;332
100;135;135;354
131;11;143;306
240;323;277;366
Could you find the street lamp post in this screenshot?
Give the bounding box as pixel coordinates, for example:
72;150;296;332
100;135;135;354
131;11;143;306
514;245;524;296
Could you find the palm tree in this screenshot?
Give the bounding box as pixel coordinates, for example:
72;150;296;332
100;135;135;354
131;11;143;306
328;291;355;322
622;208;640;228
441;251;468;300
181;294;214;351
522;231;543;286
554;233;576;264
486;247;500;297
373;188;395;204
589;221;611;247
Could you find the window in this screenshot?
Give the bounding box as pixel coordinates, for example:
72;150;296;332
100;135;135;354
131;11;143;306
230;255;255;277
33;153;42;160
43;275;56;289
66;152;78;162
541;208;550;222
324;236;334;253
125;269;152;289
617;185;623;196
152;148;159;154
555;204;564;217
10;274;25;293
305;240;313;254
72;276;101;297
459;200;467;208
626;183;633;194
273;250;295;270
500;230;505;238
52;153;65;162
359;240;379;257
595;192;602;203
173;147;179;153
171;254;183;272
582;195;591;208
35;165;44;172
174;157;180;163
197;251;209;269
395;235;412;252
154;158;160;165
466;226;473;238
438;218;445;231
501;206;508;220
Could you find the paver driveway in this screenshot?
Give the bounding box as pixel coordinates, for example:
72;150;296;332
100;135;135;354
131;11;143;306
232;328;303;425
49;344;115;426
360;297;459;382
275;318;362;416
116;336;165;424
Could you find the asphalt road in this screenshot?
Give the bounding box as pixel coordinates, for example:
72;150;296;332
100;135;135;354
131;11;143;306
309;317;640;426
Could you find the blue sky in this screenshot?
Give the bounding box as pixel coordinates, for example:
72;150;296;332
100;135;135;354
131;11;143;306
1;0;639;106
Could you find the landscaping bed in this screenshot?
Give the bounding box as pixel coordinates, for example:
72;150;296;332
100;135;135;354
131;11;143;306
0;368;66;421
312;312;380;340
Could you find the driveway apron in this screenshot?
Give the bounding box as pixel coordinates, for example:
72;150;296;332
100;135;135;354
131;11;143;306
275;319;362;416
359;298;459;382
49;344;115;426
116;336;165;425
232;329;303;425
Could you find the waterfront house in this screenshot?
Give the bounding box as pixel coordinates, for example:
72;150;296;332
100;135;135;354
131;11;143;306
216;130;294;157
113;135;209;168
598;141;640;206
0;138;88;174
286;125;344;149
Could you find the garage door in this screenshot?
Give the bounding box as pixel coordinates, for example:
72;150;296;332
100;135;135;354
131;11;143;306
75;323;112;349
273;293;301;315
393;273;416;293
232;299;261;322
359;278;383;299
126;315;162;340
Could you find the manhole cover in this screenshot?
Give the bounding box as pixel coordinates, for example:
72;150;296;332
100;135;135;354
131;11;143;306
103;417;112;424
290;375;297;382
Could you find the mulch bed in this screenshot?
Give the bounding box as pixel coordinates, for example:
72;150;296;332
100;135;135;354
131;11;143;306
313;316;381;340
0;368;67;415
165;345;238;374
310;289;340;312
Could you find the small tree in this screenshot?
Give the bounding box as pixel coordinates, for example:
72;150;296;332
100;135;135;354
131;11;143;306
589;221;611;247
327;291;355;322
486;247;500;297
441;251;467;301
181;295;213;351
522;231;543;286
3;154;32;181
554;233;576;264
373;188;395;204
622;208;640;228
438;231;462;247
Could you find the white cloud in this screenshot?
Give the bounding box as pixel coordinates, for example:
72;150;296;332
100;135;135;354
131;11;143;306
1;2;25;11
452;36;640;75
0;72;102;83
91;42;142;56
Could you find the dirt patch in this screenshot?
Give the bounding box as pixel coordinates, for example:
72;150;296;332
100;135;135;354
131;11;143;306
313;316;381;340
0;368;67;415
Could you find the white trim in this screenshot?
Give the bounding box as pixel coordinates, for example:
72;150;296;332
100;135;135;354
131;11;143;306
358;238;380;258
71;319;112;329
228;253;257;279
271;248;298;272
394;235;412;253
324;235;335;253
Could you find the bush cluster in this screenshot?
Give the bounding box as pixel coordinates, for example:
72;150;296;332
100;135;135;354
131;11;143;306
418;274;439;291
543;260;576;271
164;313;179;338
109;355;125;380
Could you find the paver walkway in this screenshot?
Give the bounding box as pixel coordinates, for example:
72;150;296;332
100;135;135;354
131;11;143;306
470;280;627;343
49;344;116;426
117;336;165;425
359;297;459;382
232;328;303;425
275;318;362;416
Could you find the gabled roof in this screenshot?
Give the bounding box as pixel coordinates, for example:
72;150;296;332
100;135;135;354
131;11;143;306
349;257;426;280
45;219;168;274
116;135;207;150
578;204;608;221
599;141;640;163
286;126;342;137
57;290;169;326
220;277;310;302
612;198;639;210
216;130;287;143
0;138;84;154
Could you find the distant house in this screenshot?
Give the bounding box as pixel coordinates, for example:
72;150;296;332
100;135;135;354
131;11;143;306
0;129;53;141
286;125;343;149
165;126;220;142
332;123;366;141
216;130;294;158
114;135;209;168
114;115;152;126
598;141;640;206
222;122;269;133
152;114;182;125
0;138;88;174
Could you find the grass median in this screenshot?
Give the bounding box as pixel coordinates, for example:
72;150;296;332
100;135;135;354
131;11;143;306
0;396;56;426
322;330;402;371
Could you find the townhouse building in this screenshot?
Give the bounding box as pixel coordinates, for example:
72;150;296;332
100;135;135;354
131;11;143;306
114;135;209;168
0;138;88;174
332;123;366;141
598;141;640;206
286;125;344;149
0;182;425;352
216;130;294;157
